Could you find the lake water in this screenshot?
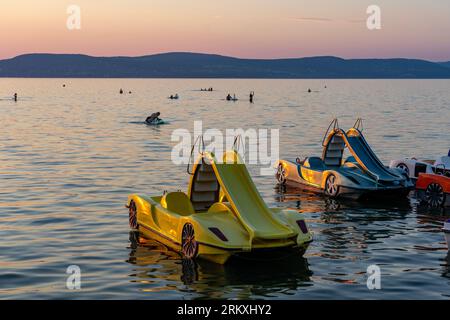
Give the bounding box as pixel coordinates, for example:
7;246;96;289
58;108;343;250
0;79;449;299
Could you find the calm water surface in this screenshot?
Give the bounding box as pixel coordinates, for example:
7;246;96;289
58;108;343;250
0;79;449;299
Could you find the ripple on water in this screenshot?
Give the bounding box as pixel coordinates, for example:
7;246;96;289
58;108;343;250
1;79;450;299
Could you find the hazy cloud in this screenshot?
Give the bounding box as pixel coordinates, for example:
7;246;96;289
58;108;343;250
288;17;365;24
289;17;333;22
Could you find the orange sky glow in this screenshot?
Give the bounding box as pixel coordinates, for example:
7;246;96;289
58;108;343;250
0;0;449;61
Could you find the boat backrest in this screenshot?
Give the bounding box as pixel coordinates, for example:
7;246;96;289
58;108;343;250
435;156;450;169
161;192;195;216
322;131;345;167
190;161;220;212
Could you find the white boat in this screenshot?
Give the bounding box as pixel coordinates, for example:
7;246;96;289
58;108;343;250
389;152;450;180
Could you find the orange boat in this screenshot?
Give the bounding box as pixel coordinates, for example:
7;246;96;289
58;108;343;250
416;173;450;207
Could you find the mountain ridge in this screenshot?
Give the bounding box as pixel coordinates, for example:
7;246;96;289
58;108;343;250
1;52;450;78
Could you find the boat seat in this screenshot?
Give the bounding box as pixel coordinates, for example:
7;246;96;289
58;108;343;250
190;162;220;212
304;157;326;171
207;202;234;215
161;192;195;216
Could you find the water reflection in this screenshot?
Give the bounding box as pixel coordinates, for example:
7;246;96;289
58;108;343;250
415;204;450;255
443;253;450;280
275;184;413;212
126;232;313;299
274;185;417;285
275;185;450;288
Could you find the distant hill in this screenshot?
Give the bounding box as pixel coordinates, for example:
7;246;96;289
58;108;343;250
1;52;450;78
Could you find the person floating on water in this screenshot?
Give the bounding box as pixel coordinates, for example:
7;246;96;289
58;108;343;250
249;91;254;103
308;88;312;93
226;94;232;101
13;93;17;102
120;88;124;94
146;112;161;124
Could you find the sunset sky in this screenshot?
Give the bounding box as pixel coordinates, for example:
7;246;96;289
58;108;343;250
1;0;449;61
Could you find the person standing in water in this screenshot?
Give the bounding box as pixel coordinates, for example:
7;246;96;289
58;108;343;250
249;91;254;103
13;93;17;102
120;88;123;94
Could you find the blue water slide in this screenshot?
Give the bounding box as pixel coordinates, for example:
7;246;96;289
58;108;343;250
344;128;400;182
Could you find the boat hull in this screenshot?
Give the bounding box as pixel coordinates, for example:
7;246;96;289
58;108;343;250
278;159;412;200
285;179;412;200
138;224;311;264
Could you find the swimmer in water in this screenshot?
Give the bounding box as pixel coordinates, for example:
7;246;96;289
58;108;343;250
146;112;161;124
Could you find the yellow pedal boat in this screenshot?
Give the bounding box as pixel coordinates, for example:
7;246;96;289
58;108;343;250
126;150;312;264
